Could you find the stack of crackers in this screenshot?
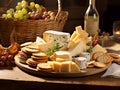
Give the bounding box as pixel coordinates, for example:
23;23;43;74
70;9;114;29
18;42;48;67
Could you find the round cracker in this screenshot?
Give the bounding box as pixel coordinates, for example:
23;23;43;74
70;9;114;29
20;42;33;47
87;60;95;65
96;53;112;64
26;58;39;67
108;53;120;59
93;62;106;68
24;47;39;54
92;51;105;60
37;63;52;71
26;58;47;67
32;52;47;57
31;56;48;60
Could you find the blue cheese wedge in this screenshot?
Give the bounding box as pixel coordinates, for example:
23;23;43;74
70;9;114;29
80;52;90;62
43;30;70;47
73;57;88;70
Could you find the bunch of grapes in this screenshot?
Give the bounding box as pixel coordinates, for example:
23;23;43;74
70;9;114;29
2;0;28;20
2;0;55;20
27;2;55;20
0;51;15;67
91;32;110;47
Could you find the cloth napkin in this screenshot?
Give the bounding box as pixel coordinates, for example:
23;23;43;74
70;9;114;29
102;63;120;78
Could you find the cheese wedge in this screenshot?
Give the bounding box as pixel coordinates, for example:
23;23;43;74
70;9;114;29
43;30;70;47
61;61;71;72
68;39;88;56
47;61;80;72
73;57;88;70
53;61;61;72
75;26;88;38
92;44;107;55
38;42;54;52
36;36;46;45
47;61;55;70
54;51;72;61
80;52;91;62
70;61;80;72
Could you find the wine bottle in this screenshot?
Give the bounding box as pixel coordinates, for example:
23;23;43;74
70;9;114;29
84;0;99;36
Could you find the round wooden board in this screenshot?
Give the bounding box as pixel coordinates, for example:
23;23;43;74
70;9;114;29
15;55;111;78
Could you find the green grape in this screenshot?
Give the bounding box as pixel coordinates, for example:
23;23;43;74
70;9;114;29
23;15;28;20
18;10;23;18
22;8;27;14
6;10;13;14
21;3;27;8
21;0;27;8
2;14;7;18
35;4;40;9
30;2;35;9
18;16;24;20
35;4;42;14
9;8;14;13
17;2;21;6
14;13;19;19
16;5;21;10
6;13;12;18
21;0;27;5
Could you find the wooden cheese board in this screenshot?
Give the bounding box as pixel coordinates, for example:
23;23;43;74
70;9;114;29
15;55;111;78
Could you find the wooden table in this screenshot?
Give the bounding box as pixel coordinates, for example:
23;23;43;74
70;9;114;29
0;38;120;90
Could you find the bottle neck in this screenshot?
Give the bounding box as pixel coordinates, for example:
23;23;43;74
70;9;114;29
89;0;95;7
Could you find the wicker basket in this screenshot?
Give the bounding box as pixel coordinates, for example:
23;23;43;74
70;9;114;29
0;0;68;46
13;0;68;44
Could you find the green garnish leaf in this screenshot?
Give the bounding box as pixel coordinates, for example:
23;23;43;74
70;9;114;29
101;36;108;47
46;43;62;56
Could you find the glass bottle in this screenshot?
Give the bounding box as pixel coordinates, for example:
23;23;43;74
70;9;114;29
84;0;99;36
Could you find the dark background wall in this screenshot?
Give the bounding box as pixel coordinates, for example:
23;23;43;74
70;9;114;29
1;0;120;35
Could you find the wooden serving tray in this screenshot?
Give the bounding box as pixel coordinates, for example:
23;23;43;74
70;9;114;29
15;55;111;78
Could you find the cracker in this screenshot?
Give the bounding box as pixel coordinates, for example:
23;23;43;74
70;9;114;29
32;52;47;57
37;63;52;71
96;53;112;64
23;47;39;54
92;51;105;60
93;62;106;68
31;56;48;61
88;60;95;65
20;42;33;47
26;58;39;67
108;53;120;59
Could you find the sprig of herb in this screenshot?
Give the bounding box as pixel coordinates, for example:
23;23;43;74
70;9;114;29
87;42;93;53
46;43;62;56
101;36;108;47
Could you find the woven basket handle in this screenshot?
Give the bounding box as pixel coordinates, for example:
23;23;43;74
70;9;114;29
3;0;12;8
55;0;62;20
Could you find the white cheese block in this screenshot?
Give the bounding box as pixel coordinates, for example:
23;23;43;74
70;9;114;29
53;61;61;72
48;61;80;72
43;30;70;47
73;57;88;70
47;61;55;70
55;57;69;62
68;39;87;56
61;61;80;72
80;52;90;62
61;61;71;72
70;61;80;72
54;51;72;62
